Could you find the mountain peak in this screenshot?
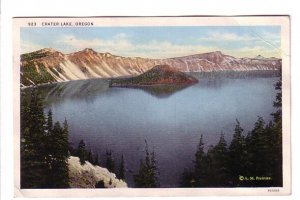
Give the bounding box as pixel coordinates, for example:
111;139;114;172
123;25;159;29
212;51;223;55
206;51;226;57
21;48;62;62
194;51;225;64
255;55;266;60
82;48;97;53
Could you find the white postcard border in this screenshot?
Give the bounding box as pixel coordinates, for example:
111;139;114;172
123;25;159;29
13;16;291;197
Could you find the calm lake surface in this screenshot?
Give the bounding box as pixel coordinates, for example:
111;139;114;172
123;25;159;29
25;73;279;187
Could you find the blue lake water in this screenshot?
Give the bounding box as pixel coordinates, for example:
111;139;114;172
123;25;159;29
29;74;279;187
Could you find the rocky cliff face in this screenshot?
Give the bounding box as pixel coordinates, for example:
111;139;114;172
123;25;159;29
162;51;281;72
68;156;127;188
20;48;281;86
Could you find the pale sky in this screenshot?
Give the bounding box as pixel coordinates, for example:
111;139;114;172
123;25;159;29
21;26;281;58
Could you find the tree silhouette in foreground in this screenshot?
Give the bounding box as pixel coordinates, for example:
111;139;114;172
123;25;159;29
106;150;115;173
134;140;159;188
21;91;69;188
78;140;87;165
228;120;247;186
118;154;125;181
47;120;69;188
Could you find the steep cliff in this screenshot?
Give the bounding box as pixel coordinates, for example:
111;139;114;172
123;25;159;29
20;48;281;86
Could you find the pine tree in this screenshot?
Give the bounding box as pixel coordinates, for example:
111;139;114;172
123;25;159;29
268;78;282;186
149;150;159;187
246;117;267;177
87;150;94;164
193;134;209;186
206;133;229;187
271;78;282;186
45;109;54;149
273;79;282;114
48;121;69;188
106;150;115;173
59;119;70;187
47;109;53;133
180;168;195;187
245;116;277;187
21;91;70;188
228;120;247;186
119;154;125;180
21;91;48;188
78;140;87;165
133;140;159;187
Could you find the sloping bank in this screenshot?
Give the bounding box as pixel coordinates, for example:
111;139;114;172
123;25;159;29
68;156;127;188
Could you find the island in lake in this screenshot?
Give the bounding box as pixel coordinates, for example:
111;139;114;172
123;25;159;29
109;64;199;88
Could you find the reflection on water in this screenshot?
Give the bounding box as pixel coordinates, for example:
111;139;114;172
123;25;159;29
22;72;280;187
188;70;280;79
23;71;280;102
24;78;194;101
23;79;110;104
129;85;191;98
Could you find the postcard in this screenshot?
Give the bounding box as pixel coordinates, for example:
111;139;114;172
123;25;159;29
13;16;291;197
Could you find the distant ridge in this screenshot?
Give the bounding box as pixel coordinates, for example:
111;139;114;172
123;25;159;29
20;48;282;86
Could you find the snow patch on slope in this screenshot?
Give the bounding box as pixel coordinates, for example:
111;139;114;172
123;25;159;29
60;61;87;80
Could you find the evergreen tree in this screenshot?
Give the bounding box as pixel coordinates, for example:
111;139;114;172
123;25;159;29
47;109;53;133
68;142;77;157
273;79;282;113
21;91;48;188
206;133;230;187
48;121;69;188
87;150;94;164
59;119;70;187
133;140;159;187
270;78;282;186
78;140;87;165
118;154;125;180
45;109;55;166
260;78;282;186
228;120;247;186
245;117;267;176
180;168;195;187
150;150;159;186
193;134;209;186
21;91;70;188
106;150;115;173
